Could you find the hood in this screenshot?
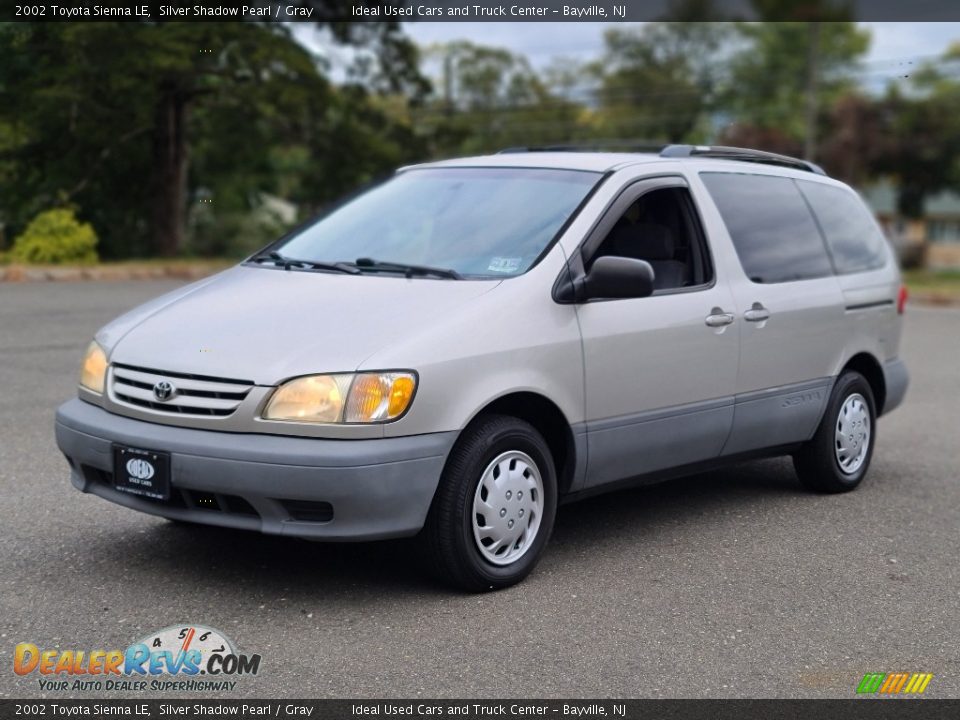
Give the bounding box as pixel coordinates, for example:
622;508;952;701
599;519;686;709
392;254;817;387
107;265;500;385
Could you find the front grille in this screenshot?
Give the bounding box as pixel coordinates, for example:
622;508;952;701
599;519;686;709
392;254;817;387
111;364;253;417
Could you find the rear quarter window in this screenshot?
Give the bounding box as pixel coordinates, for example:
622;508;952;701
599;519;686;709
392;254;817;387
700;172;833;284
797;180;889;274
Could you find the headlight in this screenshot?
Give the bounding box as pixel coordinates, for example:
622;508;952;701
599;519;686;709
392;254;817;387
264;372;416;424
79;341;108;394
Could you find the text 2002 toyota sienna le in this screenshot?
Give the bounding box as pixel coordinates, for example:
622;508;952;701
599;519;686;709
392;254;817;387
56;145;909;591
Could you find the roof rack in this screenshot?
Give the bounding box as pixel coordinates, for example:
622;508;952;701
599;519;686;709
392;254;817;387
498;141;667;154
660;144;826;175
497;142;828;176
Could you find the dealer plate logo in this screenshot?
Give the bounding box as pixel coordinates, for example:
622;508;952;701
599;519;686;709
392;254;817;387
125;458;155;481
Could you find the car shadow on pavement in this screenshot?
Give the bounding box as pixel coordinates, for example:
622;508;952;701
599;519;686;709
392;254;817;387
130;457;803;596
553;456;802;540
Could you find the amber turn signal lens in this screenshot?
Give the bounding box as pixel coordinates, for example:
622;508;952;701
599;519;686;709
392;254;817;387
387;375;416;418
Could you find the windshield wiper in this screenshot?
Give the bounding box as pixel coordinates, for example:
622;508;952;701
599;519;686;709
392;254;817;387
252;251;359;274
350;257;462;280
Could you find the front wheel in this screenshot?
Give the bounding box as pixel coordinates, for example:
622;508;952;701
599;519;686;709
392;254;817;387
794;371;877;493
422;414;557;592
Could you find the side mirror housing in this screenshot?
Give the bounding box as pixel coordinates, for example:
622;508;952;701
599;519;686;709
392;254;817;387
580;256;655;300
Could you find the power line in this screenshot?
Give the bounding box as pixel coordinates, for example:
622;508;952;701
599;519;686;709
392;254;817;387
407;64;960;119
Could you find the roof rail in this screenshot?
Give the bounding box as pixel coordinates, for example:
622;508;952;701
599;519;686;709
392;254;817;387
660;144;826;175
499;141;667;154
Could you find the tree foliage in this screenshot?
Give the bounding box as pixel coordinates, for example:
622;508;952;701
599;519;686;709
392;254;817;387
416;41;582;155
0;21;426;259
3;15;960;259
871;56;960;217
721;20;868;137
592;22;730;143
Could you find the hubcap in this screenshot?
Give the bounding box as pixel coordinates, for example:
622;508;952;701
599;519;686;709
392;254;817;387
472;451;544;566
835;393;871;475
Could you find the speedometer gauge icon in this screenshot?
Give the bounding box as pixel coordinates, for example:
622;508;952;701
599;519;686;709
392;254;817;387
133;624;236;662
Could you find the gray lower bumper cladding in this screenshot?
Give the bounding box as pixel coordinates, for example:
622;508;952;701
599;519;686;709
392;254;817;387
55;399;456;541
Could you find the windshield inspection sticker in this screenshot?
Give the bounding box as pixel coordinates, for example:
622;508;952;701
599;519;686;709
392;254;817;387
488;257;522;273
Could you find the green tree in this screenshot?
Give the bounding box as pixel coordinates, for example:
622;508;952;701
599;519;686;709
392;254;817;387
592;20;730;143
721;4;869;158
0;20;426;259
419;41;581;155
872;48;960;217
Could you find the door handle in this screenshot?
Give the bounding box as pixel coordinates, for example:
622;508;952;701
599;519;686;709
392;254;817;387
744;303;770;323
705;309;735;328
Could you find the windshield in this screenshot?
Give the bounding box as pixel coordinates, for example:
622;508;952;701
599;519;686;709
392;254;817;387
270;167;600;278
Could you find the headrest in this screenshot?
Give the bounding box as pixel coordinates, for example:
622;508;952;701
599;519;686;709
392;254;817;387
611;222;674;261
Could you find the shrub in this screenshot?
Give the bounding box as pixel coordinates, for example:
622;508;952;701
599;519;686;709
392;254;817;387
11;208;99;265
186;206;293;259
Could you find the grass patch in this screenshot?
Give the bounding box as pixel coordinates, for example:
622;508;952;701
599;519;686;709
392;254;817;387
903;269;960;298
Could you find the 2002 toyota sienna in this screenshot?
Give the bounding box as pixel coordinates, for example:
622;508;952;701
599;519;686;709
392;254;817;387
55;144;909;591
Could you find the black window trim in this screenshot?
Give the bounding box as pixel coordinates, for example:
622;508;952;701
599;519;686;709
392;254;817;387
553;174;718;304
794;178;841;276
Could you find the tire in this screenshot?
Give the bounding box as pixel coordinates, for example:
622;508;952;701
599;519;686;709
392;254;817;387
422;414;558;592
794;371;877;493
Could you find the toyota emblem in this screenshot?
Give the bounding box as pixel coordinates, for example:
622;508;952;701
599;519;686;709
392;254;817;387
153;380;176;401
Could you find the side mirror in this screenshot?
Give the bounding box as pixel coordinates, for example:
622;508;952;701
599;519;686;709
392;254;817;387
581;256;655;300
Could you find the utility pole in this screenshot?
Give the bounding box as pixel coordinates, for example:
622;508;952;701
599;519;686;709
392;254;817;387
443;48;454;118
804;21;821;162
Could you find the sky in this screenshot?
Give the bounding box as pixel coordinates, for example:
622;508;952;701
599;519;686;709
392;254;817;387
402;21;960;66
294;22;960;92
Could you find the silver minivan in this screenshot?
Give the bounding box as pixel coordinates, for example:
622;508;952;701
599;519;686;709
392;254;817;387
56;145;909;591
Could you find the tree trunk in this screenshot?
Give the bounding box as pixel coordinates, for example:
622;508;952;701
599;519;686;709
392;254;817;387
151;84;188;257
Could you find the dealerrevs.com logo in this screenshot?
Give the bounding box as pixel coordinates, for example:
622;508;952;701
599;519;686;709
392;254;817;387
14;624;261;692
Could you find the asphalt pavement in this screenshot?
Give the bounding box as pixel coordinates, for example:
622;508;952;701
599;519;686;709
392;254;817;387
0;280;958;699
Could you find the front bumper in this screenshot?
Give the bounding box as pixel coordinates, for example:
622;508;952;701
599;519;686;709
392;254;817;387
55;398;456;540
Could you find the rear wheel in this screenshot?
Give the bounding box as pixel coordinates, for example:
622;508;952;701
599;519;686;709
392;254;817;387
794;371;876;493
422;414;557;591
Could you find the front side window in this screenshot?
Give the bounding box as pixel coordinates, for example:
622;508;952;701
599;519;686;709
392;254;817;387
272;167;600;278
592;187;713;291
797;181;889;273
700;172;833;284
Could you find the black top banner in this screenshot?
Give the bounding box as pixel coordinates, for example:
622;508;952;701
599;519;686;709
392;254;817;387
4;0;960;23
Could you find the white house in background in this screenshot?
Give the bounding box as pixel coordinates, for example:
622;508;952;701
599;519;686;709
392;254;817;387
862;181;960;269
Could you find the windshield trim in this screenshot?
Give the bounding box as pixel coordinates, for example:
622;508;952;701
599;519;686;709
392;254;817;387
243;166;611;281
